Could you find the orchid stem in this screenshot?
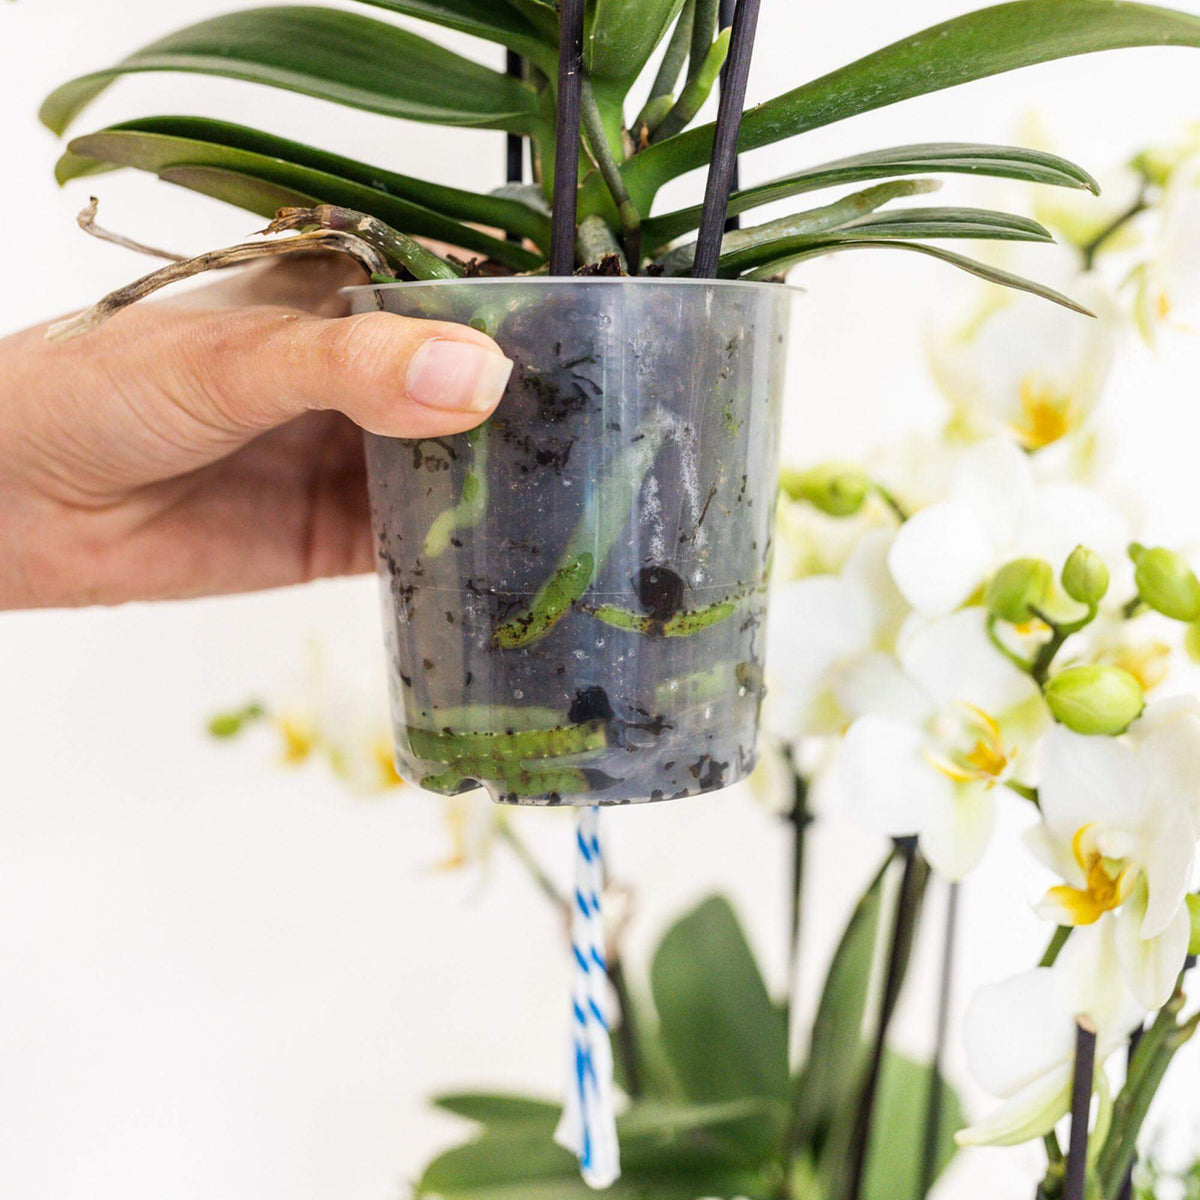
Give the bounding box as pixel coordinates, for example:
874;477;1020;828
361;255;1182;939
844;839;929;1200
1040;925;1072;967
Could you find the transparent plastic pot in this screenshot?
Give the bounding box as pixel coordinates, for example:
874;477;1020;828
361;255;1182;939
350;277;794;805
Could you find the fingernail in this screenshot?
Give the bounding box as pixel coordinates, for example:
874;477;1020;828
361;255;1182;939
406;339;513;413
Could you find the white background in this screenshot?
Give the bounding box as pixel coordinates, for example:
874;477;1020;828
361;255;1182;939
4;1;1200;1197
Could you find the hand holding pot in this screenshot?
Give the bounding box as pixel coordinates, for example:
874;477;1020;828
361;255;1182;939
0;255;512;609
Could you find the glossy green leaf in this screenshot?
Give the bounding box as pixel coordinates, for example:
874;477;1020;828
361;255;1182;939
348;0;554;67
657;178;940;274
789;860;887;1154
623;0;1200;205
433;1093;561;1128
649;896;788;1105
59;121;543;269
41;7;547;138
743;238;1094;314
862;1053;964;1200
586;0;686;79
641;142;1099;249
716;206;1053;275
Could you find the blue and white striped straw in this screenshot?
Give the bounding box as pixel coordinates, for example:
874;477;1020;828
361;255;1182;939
555;805;620;1188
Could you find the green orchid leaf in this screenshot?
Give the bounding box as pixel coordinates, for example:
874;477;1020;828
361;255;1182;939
60;117;549;244
649;896;788;1106
641;142;1099;249
657;178;942;274
743;238;1094;314
348;0;555;67
416;1100;777;1198
40;7;548;138
586;0;686;80
861;1052;964;1200
623;0;1200;206
432;1093;561;1128
59;121;543;270
716;206;1054;275
789;860;887;1155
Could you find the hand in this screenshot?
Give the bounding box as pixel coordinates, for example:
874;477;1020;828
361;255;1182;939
0;254;512;609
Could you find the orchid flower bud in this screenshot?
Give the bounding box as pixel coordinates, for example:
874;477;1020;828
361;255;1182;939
986;558;1053;624
1061;545;1109;607
1045;664;1145;735
779;463;871;517
1130;544;1200;621
1188;894;1200;958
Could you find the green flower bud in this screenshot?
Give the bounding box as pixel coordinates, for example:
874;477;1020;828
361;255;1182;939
986;558;1054;624
1188;894;1200;958
1045;665;1145;736
1061;545;1109;607
1130;544;1200;621
1186;621;1200;665
779;463;871;517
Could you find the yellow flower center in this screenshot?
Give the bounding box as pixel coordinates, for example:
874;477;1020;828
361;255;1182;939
1043;823;1137;925
278;715;316;764
1012;377;1078;450
1105;641;1171;693
923;704;1012;785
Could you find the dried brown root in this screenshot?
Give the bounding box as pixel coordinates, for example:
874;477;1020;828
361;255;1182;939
76;197;186;263
46;228;392;343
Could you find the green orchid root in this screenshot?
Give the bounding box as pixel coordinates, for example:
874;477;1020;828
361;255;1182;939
585;592;751;637
488;413;669;650
424;425;489;558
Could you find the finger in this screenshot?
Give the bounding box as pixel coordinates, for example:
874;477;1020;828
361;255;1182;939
168;253;369;316
181;305;514;442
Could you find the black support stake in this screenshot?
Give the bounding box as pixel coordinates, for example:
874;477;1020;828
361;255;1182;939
691;0;761;277
549;0;585;276
1064;1018;1098;1200
717;0;741;231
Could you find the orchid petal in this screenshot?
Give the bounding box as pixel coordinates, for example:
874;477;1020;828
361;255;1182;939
833;650;936;726
1117;888;1189;1010
919;783;996;880
1037;725;1145;843
963;967;1073;1098
955;1064;1073;1148
831;714;951;836
900;608;1038;716
887;502;993;616
1137;797;1195;940
950;438;1031;548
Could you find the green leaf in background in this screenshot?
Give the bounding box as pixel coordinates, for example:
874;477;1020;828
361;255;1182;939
862;1052;964;1200
649;896;789;1106
789;859;887;1155
432;1092;561;1128
640;142;1099;249
416;1100;780;1199
40;7;549;138
57;121;543;270
622;0;1200;206
586;0;686;81
348;0;555;67
743;238;1094;313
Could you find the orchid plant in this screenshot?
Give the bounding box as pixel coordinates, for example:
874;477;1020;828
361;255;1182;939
210;123;1200;1197
34;0;1200;316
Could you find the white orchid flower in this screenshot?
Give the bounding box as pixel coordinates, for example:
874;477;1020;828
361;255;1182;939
1026;700;1200;1008
763;529;908;739
958;916;1145;1147
888;438;1126;617
1134;152;1200;343
927;273;1117;454
826;607;1042;878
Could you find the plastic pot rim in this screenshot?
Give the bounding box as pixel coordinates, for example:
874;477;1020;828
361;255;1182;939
341;275;806;299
